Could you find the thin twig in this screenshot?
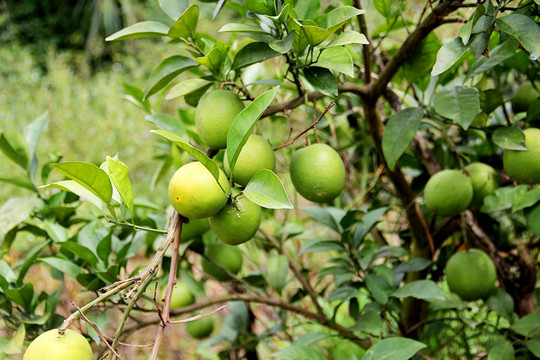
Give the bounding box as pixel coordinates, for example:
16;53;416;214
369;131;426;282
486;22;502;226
274;101;336;151
168;305;227;324
69;300;125;360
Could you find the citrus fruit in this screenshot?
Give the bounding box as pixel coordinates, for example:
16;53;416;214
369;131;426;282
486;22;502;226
224;134;276;187
201;243;243;281
503;128;540;184
195;90;245;149
464;162;500;207
186;316;214;339
168;162;230;219
445;248;497;301
210;195;261;245
510;82;540;114
289;143;345;203
163;282;195;309
181;218;211;241
23;329;93;360
424;169;473;217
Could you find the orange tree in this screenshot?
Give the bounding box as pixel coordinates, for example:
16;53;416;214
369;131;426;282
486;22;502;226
1;0;539;359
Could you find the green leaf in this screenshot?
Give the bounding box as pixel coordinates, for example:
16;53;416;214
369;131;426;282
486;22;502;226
526;338;540;358
168;4;199;38
403;33;440;85
302;206;345;233
273;345;327;360
303;66;337;98
0;131;30;170
243;170;293;209
353;207;388;249
17;241;50;285
392;280;446;302
320;7;365;33
24;112;48;171
431;38;468;76
486;288;514;321
105;21;169;41
487;340;515;360
294;0;320;20
481;185;527;213
0;196;41;249
468;38;519;77
382;108;423;171
432;86;481;130
51;162;113;204
510;312;540;337
231;42;281;70
144;55;197;99
150;130;222;185
316;46;354;77
226;87;278;175
166;79;212;100
269;32;295;54
496;14;540;59
492;127;527;150
265;253;289;293
0;176;35;191
61;242;100;267
40;180;103;210
106;156;134;213
393;258;432;273
43;221;68;243
159;0;188;20
245;0;275;16
39;257;82;278
145;114;188;138
373;0;404;18
327;30;368;47
219;23;271;35
122;83;151;113
513;187;540;212
3;324;25;355
526;203;540;237
295;21;331;46
195;42;229;72
362;337;426;360
365;274;392;305
299;240;345;255
0;260;16;284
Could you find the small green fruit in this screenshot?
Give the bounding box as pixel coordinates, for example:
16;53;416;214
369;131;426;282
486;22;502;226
201;243;243;281
182;218;211;241
510;83;540;114
210;196;262;245
289;143;345;203
195;90;245;149
224;134;276;187
186;316;214;339
424;169;473;217
503;128;540;184
464;162;500;207
168;162;230;219
166;282;196;309
445;248;497;301
23;329;93;360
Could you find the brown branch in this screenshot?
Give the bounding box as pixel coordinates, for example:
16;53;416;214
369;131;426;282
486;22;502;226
69;300;125;360
273;101;336;151
353;0;372;83
262;91;324;118
168;305;227;324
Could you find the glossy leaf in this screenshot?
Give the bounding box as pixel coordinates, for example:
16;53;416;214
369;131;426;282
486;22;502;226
492;127;526;150
167;4;199;38
296;21;331;46
486;288;515;321
106;156;134;212
512;187;540;212
433;86;481;130
122;84;151;113
151;129;222;185
243;170;293;209
61;242;100;267
231;42;281;70
145;114;188;138
481;185;527;213
353;207;389;249
382;108;423;171
320;7;365;33
316;46;354;77
303;206;345;233
303;67;337;98
51;162;113;204
496;13;540;59
245;0;275;16
41;180;103;209
273;345;327;360
431;38;468;76
226;87;278;174
219;23;271;35
468;38;519;77
269;32;295;54
159;0;188;20
327;30;368;47
392;280;446;302
39;257;82;278
362;337;426;360
43;221;68;243
3;324;25;355
144;55;197;99
0;131;30;170
373;0;404;18
105;21;169;41
294;0;320;20
195;42;229;72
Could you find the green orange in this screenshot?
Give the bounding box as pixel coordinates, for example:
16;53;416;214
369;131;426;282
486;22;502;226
210;195;261;245
510;82;540;114
23;329;93;360
168;162;230;219
195;90;244;149
424;170;473;217
464;162;500;207
503;128;540;184
445;248;497;301
186;317;214;339
224;134;276;187
289;143;345;203
201;243;243;281
166;282;196;309
181;218;211;240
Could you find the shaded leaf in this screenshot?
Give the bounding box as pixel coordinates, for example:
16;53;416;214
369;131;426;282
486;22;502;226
316;46;354;77
0;176;35;191
0;131;30;170
362;337;426;360
232;42;281;70
353;207;388;249
40;180;102;210
432;38;468;76
144;55;197;99
510;312;540;337
526;338;540;358
299;240;345;255
39;257;82;278
303;66;337;98
273;345;327;360
481;185;527;213
496;14;540;59
433;86;481;130
265;253;289;293
486;288;514;321
382;108;423;171
392;280;446;302
243;170;293;209
302;206;345;233
105;21;169;41
468;38;519;77
492;127;526;150
269;32;295;53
